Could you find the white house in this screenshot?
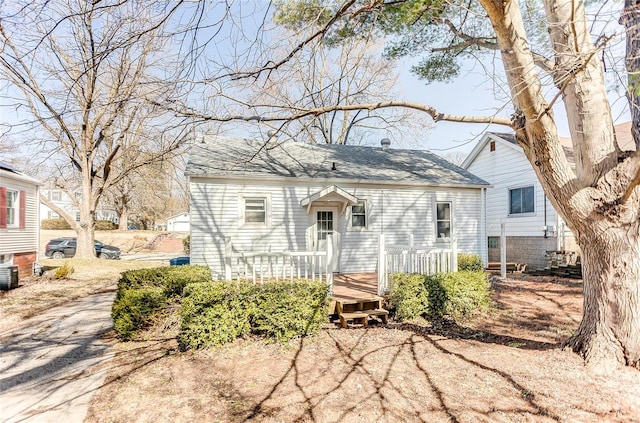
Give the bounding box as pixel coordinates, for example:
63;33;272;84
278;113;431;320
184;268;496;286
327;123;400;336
185;136;490;280
40;187;118;224
462;124;635;270
166;212;190;232
0;161;41;279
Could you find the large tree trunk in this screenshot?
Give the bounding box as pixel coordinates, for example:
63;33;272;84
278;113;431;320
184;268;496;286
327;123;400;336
566;228;640;371
118;206;129;231
75;174;96;258
479;0;640;370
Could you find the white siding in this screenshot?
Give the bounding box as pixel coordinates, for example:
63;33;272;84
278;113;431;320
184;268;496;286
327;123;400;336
467;140;558;238
0;175;39;255
190;178;484;278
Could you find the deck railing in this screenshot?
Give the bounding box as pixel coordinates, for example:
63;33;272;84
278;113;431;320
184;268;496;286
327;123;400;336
224;236;335;290
377;234;457;295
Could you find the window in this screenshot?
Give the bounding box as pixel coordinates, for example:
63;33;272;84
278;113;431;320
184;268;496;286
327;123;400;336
509;186;535;215
0;254;13;264
436;202;451;239
317;211;333;241
351;200;366;229
6;190;17;226
47;211;60;219
488;236;499;249
49;191;61;201
244;197;266;224
75;212;81;222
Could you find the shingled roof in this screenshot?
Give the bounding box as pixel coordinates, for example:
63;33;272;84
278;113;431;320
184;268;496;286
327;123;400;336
186;137;489;188
488;122;636;165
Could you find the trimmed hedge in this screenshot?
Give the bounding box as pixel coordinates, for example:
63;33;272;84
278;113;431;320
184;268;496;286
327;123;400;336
457;253;484;272
389;271;491;322
178;280;330;350
112;265;212;340
95;220;117;230
41;218;72;230
117;265;211;298
112;287;167;341
178;281;258;350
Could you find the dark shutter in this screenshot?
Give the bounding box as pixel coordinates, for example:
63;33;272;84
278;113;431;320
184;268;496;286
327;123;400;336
19;190;26;229
0;187;6;228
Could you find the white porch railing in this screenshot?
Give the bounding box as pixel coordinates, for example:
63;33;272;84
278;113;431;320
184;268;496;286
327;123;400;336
224;236;334;291
377;234;457;296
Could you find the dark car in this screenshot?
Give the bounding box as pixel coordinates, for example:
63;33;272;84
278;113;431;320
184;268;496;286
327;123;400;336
45;238;121;259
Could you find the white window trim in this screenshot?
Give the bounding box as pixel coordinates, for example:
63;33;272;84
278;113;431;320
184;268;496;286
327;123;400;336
347;199;368;231
434;200;453;243
238;194;271;228
507;184;536;217
6;190;18;227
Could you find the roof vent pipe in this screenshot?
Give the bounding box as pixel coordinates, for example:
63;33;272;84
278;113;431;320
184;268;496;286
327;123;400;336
381;138;391;151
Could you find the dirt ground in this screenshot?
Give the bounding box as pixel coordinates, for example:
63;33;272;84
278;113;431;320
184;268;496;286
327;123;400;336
86;275;640;423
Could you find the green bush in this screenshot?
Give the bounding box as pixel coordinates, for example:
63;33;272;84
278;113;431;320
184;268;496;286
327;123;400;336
41;218;72;230
183;235;190;255
178;279;330;350
389;274;430;320
251;280;329;342
435;271;492;321
178;281;258;350
457;253;484;272
389;271;491;322
112;287;167;341
112;265;211;340
95;220;117;230
117;265;211;298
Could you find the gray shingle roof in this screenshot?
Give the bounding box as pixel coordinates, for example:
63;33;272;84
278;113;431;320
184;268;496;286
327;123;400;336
186;136;489;187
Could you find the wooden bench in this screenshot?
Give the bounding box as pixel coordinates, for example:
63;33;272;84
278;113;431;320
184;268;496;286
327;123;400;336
335;297;389;328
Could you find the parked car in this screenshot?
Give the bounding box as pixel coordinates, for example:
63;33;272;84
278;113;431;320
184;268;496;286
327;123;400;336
45;238;121;259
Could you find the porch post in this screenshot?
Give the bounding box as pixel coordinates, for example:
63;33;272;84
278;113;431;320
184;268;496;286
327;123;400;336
377;233;386;296
326;233;334;295
224;237;232;281
451;237;458;272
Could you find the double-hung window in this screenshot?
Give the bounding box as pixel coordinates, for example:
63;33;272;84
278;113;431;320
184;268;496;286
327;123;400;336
244;197;267;225
509;186;535;215
6;190;18;226
351;200;366;229
436;202;451;239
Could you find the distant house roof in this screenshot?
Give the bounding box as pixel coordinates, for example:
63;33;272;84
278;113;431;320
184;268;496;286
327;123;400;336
185;136;490;188
0;161;42;185
464;122;635;168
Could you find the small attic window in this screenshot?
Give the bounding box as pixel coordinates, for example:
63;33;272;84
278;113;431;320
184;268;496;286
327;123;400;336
490;141;496;152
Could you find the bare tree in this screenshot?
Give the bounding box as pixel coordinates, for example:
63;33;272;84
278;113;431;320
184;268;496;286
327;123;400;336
245;34;427;145
0;0;201;257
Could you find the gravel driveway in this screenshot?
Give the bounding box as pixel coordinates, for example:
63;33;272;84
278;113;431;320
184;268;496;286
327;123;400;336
0;291;116;423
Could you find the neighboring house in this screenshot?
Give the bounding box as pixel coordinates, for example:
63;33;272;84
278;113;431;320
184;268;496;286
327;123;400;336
462;123;635;270
0;161;41;279
40;187;118;224
166;212;190;232
186;137;490;279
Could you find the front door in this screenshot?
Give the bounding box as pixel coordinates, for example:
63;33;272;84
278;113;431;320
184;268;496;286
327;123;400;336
311;206;340;272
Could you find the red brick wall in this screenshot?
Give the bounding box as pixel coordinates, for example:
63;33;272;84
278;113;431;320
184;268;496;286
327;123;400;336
13;251;36;279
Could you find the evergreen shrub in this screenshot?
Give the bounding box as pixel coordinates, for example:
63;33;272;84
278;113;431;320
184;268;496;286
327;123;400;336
457;253;484;272
389;271;491;322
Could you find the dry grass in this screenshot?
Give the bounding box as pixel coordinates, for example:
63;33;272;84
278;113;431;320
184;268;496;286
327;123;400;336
0;258;163;333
